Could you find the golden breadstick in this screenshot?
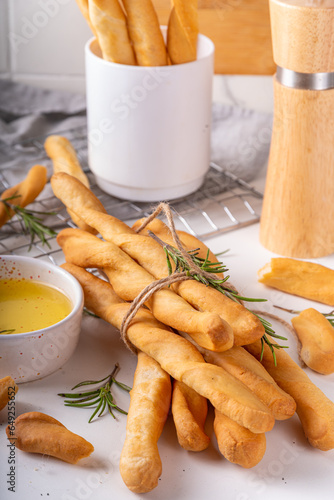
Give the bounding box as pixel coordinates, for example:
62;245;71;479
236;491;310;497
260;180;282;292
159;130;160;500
0;376;18;411
61;263;275;434
133;217;222;273
122;0;168;66
57;228;233;352
6;412;94;464
133;217;265;346
50;172;263;348
88;0;136;65
244;338;334;451
172;380;210;452
120;351;171;493
181;336;296;421
291;308;334;375
258;257;334;306
0;165;47;228
45;135;96;234
213;410;266;468
75;0;97;35
167;0;198;64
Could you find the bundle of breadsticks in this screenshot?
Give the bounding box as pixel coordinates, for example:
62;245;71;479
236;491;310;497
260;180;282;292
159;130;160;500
76;0;199;65
49;167;334;493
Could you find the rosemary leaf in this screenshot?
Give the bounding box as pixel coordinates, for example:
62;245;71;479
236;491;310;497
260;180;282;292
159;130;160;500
1;195;57;249
58;364;131;423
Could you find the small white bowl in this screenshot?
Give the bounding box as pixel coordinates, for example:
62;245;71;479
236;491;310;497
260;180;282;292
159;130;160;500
0;255;84;383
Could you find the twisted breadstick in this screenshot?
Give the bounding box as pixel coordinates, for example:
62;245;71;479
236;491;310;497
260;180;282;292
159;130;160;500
44;135;97;233
167;0;198;64
245;338;334;450
88;0;136;65
213;410;266;468
171;380;210;452
61;263;275;434
0;165;47;228
181;336;296;421
120;351;171;493
122;0;167;66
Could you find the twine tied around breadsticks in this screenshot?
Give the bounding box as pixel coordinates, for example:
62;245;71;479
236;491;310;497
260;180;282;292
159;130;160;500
119;202;238;353
119;202;292;359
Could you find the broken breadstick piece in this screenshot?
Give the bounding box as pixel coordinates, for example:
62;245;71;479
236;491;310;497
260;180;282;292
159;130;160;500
122;0;168;66
120;351;171;493
88;0;136;65
0;376;18;411
45;135;96;234
258;258;334;306
291;308;334;375
245;338;334;451
171;380;210;452
214;409;266;468
0;165;47;228
167;0;198;64
6;412;94;464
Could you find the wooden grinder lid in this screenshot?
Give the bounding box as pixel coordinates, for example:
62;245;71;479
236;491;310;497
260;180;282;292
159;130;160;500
270;0;334;73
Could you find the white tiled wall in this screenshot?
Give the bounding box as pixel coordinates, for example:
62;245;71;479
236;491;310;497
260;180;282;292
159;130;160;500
0;0;273;113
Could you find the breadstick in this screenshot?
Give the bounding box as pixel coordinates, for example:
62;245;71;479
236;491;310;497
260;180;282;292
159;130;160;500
0;165;47;228
133;217;265;346
61;263;275;433
122;0;168;66
291;308;334;375
171;380;210;452
244;338;334;451
181;335;296;421
50;172;262;348
88;0;136;65
120;351;171;493
167;0;198;64
258;257;334;306
0;376;18;411
57;228;233;352
45;135;96;234
132;217;221;272
213;410;266;468
75;0;97;35
6;412;94;464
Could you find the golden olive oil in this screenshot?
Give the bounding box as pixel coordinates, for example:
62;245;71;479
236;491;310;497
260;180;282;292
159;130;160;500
0;279;72;334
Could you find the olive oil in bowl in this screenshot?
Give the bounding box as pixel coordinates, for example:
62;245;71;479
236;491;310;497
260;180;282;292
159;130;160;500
0;279;72;334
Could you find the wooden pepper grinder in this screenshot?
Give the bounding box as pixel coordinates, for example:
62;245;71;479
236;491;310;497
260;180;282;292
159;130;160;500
260;0;334;258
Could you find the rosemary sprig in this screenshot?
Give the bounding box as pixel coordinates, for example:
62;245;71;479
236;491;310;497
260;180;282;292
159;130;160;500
58;363;131;423
275;305;334;327
83;307;101;319
1;194;57;249
149;231;287;364
0;329;15;335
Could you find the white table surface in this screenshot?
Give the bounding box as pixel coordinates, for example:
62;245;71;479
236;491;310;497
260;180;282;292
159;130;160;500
1;185;334;500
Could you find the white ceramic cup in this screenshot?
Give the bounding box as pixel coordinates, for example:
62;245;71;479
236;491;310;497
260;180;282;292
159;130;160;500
85;29;214;202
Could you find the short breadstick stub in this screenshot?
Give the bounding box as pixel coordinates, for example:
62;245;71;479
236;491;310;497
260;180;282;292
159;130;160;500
6;412;94;464
0;376;18;412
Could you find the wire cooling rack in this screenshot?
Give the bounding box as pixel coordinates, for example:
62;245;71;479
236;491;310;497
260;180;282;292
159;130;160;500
0;126;263;264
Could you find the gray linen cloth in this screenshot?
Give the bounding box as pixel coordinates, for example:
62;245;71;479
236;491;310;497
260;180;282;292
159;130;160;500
0;80;272;181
